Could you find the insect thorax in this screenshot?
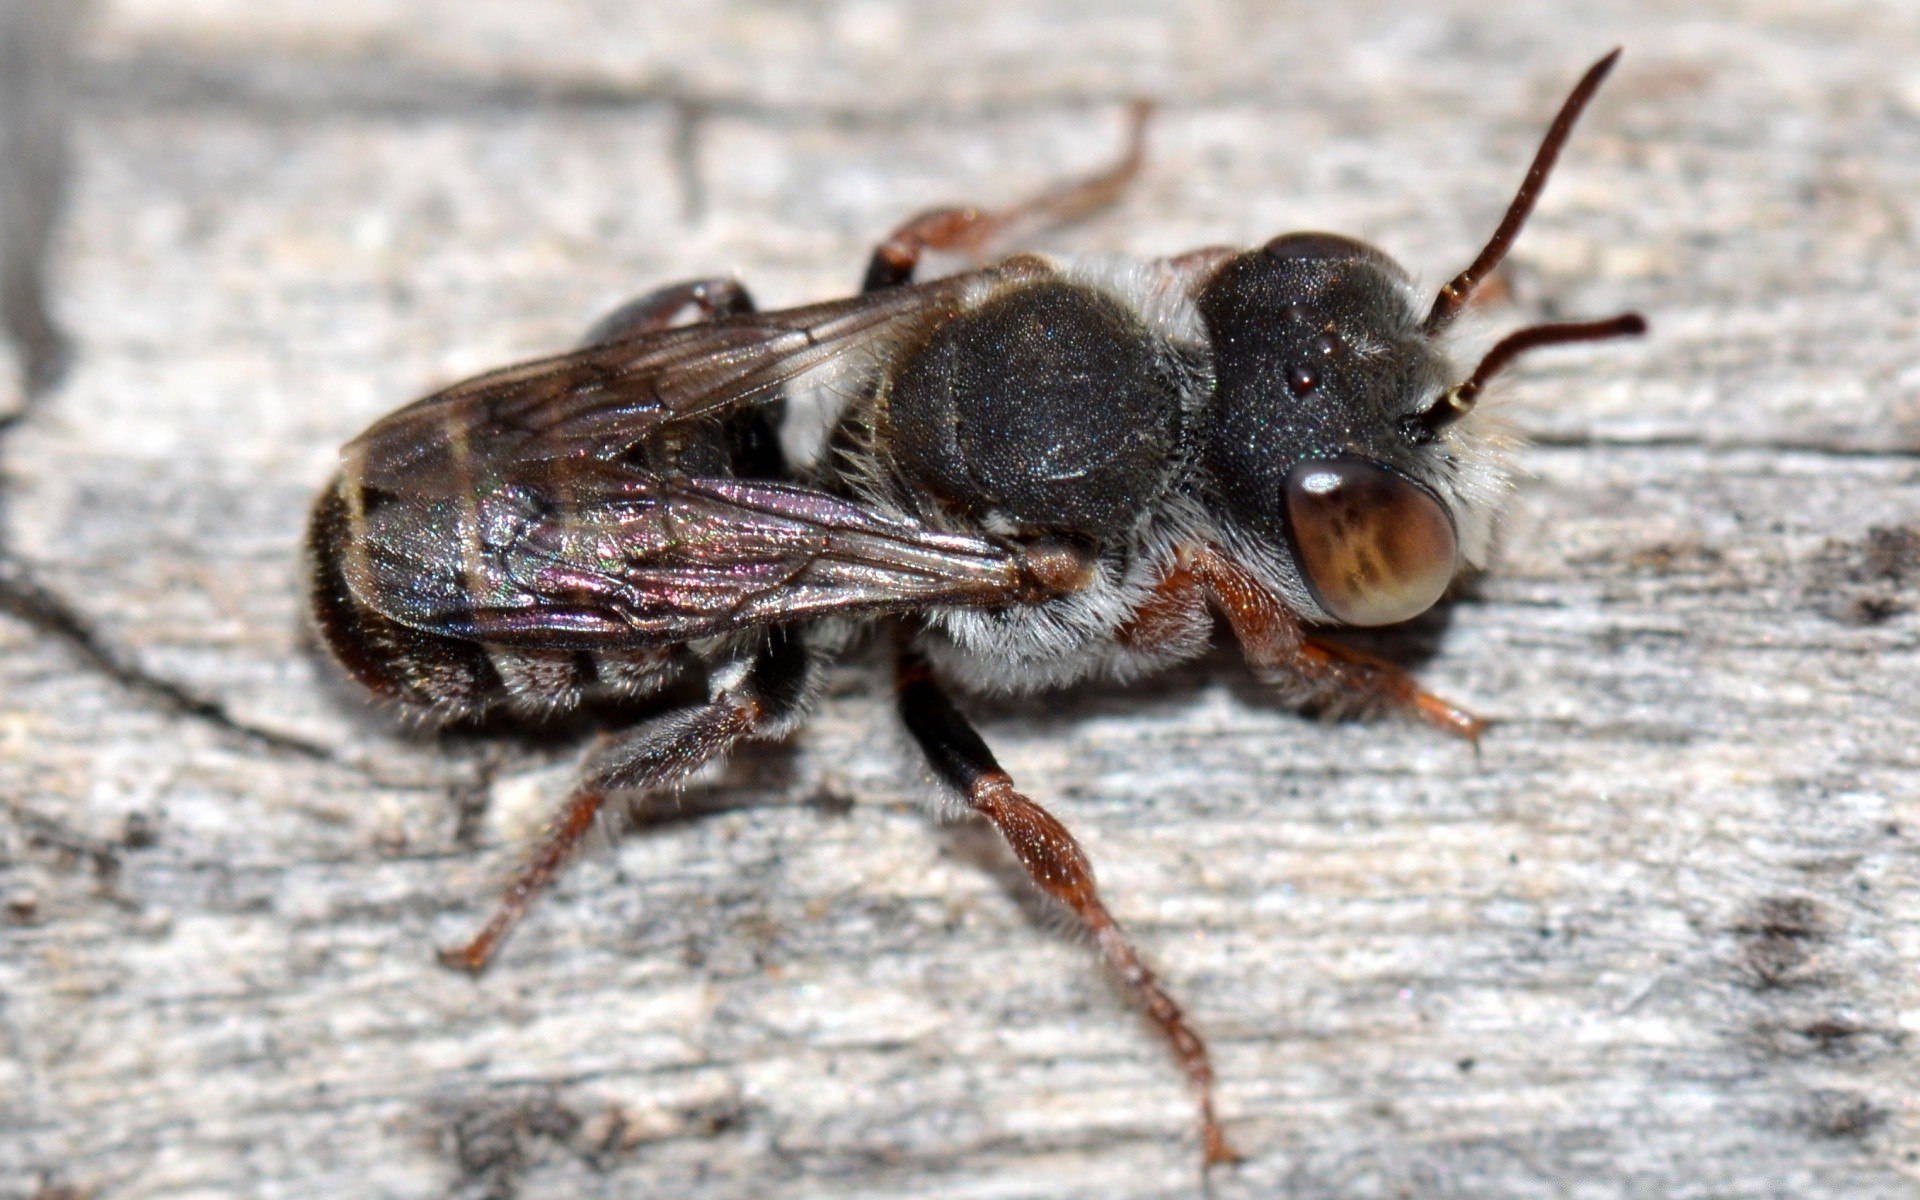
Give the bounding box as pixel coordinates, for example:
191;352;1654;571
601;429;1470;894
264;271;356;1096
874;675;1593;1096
881;275;1191;541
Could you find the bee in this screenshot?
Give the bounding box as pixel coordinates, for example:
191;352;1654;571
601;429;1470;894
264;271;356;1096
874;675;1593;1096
307;53;1645;1165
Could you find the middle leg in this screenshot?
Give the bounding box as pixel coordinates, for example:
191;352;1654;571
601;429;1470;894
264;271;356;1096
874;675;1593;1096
861;100;1151;292
896;647;1238;1166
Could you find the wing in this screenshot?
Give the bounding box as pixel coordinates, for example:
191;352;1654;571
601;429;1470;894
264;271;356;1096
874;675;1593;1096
345;268;1005;491
326;263;1081;647
335;463;1049;649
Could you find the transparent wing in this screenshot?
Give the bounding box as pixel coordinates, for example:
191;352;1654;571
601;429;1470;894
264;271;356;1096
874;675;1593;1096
346;271;987;490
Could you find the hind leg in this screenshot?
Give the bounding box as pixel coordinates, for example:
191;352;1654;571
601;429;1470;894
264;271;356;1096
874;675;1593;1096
440;629;814;973
578;276;756;345
862;100;1150;292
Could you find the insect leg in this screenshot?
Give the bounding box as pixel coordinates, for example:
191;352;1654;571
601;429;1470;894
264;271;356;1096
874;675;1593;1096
895;648;1238;1166
440;628;814;973
861;100;1150;292
1187;546;1487;741
578;277;757;345
438;784;609;973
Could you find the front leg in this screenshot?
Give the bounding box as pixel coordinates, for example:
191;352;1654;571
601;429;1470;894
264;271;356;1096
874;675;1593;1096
1121;546;1486;741
896;648;1238;1167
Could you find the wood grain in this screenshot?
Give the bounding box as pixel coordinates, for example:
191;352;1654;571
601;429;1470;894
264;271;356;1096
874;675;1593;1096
4;2;1919;1197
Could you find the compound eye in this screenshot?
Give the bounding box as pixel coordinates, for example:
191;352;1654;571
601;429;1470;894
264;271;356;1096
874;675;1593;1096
1283;459;1458;626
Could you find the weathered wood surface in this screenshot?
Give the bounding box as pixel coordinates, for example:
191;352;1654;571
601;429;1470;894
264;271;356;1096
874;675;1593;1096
4;2;1920;1197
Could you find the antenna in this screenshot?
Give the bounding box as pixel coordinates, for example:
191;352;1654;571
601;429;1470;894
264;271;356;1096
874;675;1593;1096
1414;313;1647;436
1422;49;1622;335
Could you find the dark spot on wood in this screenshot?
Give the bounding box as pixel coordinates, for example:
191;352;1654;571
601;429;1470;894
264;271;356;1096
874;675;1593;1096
687;1097;746;1137
1739;895;1825;939
449;768;494;850
1800;1090;1889;1140
1623;540;1724;574
5;889;41;923
1801;1017;1862;1046
120;811;157;849
1806;525;1920;625
808;784;856;816
1733;895;1827;990
439;1092;584;1200
1846;595;1903;623
1751;1016;1903;1061
11;803;121;883
1862;526;1920;578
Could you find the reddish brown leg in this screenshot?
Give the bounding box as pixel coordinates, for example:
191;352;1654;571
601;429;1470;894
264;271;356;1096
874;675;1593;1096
897;649;1238;1166
1294;634;1486;740
862;100;1150;292
439;785;608;972
440;692;763;973
441;631;809;973
1158;547;1486;741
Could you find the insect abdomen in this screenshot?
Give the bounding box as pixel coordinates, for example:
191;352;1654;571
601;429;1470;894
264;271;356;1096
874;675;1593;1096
308;482;677;720
885;278;1182;539
307;483;505;717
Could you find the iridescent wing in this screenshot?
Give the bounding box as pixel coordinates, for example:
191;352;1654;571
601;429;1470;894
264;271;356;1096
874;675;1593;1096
329;266;1065;648
342;466;1040;647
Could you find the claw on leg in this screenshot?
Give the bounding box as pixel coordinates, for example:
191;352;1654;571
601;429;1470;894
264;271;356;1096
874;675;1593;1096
1299;635;1489;743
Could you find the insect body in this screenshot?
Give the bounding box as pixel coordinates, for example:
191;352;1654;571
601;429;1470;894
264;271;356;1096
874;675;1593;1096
308;54;1644;1166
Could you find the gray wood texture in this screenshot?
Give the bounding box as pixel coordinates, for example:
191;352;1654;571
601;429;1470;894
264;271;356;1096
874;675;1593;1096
4;2;1920;1197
